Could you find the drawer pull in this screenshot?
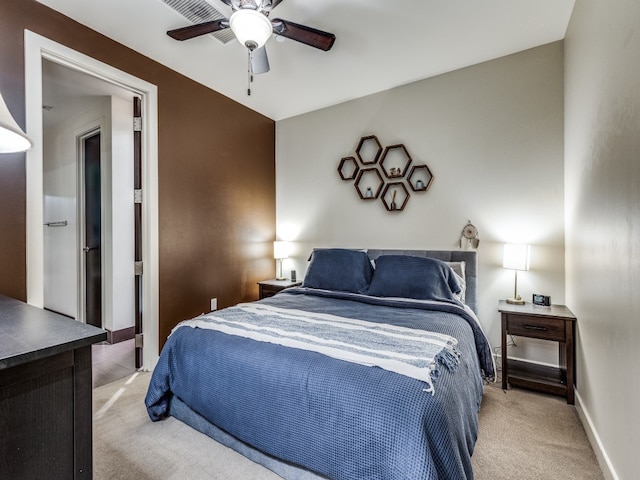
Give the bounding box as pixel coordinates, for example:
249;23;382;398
524;325;548;331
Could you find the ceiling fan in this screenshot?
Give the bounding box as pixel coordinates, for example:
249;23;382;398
166;0;336;90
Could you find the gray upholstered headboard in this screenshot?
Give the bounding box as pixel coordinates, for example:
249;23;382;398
366;249;478;314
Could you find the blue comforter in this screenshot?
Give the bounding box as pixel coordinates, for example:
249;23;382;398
145;289;493;480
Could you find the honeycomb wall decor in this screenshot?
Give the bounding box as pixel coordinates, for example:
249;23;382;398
356;135;383;165
337;135;434;212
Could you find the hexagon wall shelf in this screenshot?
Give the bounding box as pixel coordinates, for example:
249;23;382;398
338;156;359;180
338;135;434;212
380;144;413;179
356;135;383;165
354;168;384;200
381;182;410;212
408;164;434;192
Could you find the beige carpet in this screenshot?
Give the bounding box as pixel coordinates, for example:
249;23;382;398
473;382;603;480
93;372;282;480
93;372;603;479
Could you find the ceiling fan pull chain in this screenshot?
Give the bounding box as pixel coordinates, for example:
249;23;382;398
247;50;253;96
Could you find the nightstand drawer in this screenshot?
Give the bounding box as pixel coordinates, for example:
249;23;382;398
507;315;566;342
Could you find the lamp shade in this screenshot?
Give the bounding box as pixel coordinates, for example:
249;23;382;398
273;241;290;260
503;244;530;271
229;9;273;50
0;91;31;153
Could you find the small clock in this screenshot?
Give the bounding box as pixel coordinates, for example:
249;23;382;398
532;294;551;306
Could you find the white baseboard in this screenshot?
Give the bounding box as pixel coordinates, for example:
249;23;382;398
575;389;619;480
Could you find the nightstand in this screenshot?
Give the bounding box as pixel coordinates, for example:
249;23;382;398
499;300;577;404
258;279;302;299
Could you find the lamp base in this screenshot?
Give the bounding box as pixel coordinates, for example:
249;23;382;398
506;296;525;305
275;257;287;282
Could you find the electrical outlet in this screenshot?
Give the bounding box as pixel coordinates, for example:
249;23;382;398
210;298;217;311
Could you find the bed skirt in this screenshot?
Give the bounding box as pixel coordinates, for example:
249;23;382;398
169;395;329;480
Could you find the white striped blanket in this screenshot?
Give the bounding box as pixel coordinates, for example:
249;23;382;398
173;303;461;394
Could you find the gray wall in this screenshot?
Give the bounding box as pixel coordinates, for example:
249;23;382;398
276;42;566;363
565;1;640;478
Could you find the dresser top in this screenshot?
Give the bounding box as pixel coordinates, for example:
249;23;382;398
0;295;106;370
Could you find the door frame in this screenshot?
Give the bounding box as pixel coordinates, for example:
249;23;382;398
25;30;160;370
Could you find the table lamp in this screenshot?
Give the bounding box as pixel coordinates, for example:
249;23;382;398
273;241;290;280
503;243;530;305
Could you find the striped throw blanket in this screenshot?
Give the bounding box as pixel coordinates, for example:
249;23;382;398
173;303;461;394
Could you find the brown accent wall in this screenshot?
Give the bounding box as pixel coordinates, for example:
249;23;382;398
0;0;276;348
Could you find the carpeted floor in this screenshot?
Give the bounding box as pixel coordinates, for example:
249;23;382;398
473;382;603;480
93;372;604;479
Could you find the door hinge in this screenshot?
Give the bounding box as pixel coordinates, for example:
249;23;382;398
134;261;143;276
135;333;144;348
134;189;143;204
133;117;142;132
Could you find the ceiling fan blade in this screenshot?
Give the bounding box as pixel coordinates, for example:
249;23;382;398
251;46;270;74
272;18;336;51
167;19;229;41
270;0;285;9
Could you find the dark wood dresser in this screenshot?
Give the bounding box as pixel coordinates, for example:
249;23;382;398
0;295;106;479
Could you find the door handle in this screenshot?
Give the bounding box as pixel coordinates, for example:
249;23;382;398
83;246;97;253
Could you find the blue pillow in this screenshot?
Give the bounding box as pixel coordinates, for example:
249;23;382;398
366;255;462;304
303;249;373;294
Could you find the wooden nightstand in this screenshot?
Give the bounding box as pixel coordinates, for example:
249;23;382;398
499;300;577;404
258;279;302;299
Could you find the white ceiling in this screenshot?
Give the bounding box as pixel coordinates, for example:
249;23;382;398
35;0;575;121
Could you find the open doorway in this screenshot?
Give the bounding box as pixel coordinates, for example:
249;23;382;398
41;60;134;332
42;59;135;384
25;31;159;372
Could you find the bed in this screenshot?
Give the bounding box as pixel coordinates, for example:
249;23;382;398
145;249;494;480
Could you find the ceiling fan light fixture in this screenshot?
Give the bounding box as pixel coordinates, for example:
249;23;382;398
229;9;273;50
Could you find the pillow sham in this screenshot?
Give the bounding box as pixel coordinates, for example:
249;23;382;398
302;248;373;294
445;261;466;303
367;255;462;304
450;271;466;303
445;261;466;280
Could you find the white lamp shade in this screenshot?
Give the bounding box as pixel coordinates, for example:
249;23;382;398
273;241;290;260
503;244;530;271
229;9;273;50
0;92;31;153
